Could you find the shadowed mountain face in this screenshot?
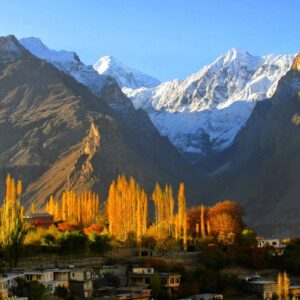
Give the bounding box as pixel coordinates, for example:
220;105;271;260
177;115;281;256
201;55;300;237
0;35;195;210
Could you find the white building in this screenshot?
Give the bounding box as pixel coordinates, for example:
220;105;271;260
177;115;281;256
257;238;286;255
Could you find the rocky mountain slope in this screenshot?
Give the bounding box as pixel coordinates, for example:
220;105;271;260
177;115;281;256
125;49;294;156
0;35;194;210
202;54;300;237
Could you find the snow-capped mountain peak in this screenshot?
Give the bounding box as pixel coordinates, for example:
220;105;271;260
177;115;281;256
17;37;295;157
93;55;160;90
124;49;294;155
94;55;120;73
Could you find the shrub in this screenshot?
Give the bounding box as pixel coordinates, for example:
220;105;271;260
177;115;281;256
88;232;111;255
41;233;55;246
57;231;88;254
10;277;49;300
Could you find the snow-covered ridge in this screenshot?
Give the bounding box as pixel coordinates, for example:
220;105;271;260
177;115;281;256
94;55;160;89
19;37;160;96
19;37;114;96
20;37;80;65
124;48;294;154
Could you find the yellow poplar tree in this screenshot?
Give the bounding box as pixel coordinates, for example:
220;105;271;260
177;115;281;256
200;204;206;238
152;183;164;234
107;175;148;243
177;183;187;238
0;174;25;268
45;189;100;225
277;272;283;300
283;272;290;299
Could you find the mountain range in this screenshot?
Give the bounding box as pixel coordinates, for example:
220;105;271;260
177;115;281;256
19;37;294;158
1;35;300;236
0;35;194;210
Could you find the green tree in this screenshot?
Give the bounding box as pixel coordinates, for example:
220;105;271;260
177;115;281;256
88;232;111;254
41;233;55;247
57;231;87;254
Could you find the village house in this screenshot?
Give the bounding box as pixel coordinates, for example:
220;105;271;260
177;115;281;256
246;277;300;300
257;238;286;255
23;213;54;228
127;267;181;296
25;269;54;284
69;269;93;298
92;265;126;279
25;269;64;293
1;265;181;299
246;280;277;300
50;268;70;293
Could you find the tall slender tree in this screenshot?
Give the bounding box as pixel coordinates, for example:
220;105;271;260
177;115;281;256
107;175;148;243
283;272;290;299
0;174;25;269
45;190;100;225
277;272;283;300
200;204;206;238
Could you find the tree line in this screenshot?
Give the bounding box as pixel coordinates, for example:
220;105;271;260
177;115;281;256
0;173;244;267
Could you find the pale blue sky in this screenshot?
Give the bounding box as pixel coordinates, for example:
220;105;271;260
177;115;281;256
0;0;299;81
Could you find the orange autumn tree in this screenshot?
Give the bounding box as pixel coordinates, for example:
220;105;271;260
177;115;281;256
174;183;188;250
207;200;244;237
106;175;148;244
45;190;100;225
152;183;175;238
188;204;207;238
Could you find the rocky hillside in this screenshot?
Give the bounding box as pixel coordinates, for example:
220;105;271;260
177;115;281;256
202;54;300;237
0;35;194;210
